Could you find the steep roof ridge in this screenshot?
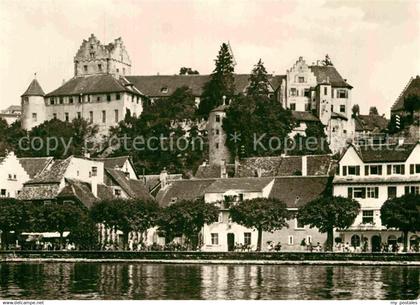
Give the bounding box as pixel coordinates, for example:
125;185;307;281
391;76;414;111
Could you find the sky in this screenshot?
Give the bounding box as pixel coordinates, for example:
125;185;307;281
0;0;419;116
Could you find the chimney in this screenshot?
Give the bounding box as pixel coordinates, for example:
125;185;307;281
220;160;227;178
160;168;168;189
91;181;98;197
302;155;308;176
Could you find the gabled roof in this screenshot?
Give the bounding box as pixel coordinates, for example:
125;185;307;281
2;105;21;114
125;74;282;98
92;156;135;175
269;176;331;208
21;79;45;97
18;184;61;201
18;157;54;179
351;143;418;163
205;177;273;193
45;74;140;97
354;114;389;132
309;65;352;88
106;168;152;200
57;179;98;208
391;75;420;112
292;111;320;122
25;156;72;184
156;179;216;207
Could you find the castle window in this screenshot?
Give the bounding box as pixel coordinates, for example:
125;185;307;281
77;112;81;119
215;115;220;123
59;97;63;104
215;129;220;135
298;76;305;83
69;97;73;104
83;65;88;72
32;113;37;122
290;88;297;96
290;103;296;110
116;68;119;73
244;233;251;245
107;94;111;102
215;143;219;149
97;96;101;102
409;164;420;174
340;105;346;113
65;113;69;122
211;233;219;245
123;67;126;75
102;110;106;123
0;189;6;197
91;167;97;177
53;113;57;119
338;89;347;98
324;87;328;95
331;105;334;112
98;64;102;71
50;98;55;105
23;97;29;103
78;96;82;103
89;111;93;123
115;110;119;123
116;93;120;100
304;89;310;97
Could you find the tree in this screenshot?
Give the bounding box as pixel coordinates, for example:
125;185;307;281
352;104;360;117
404;94;420;118
198;43;235;118
297;196;360;251
108;87;206;175
246;59;270;97
179;67;199;75
34;202;84;249
68;214;99;250
230;198;290;251
157;198;219;249
0;199;33;249
90;199;159;250
369;106;379;116
289;122;331;155
381;194;420;252
223;95;295;158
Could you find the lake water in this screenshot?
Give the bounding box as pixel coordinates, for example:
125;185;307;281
0;262;418;300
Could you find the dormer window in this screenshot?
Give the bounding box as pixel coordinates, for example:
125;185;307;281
161;87;168;93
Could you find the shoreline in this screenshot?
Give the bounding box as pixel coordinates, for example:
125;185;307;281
2;257;420;266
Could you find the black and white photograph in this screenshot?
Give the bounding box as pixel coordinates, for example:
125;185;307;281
0;0;419;303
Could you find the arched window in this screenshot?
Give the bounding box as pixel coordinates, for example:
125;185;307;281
351;234;360;247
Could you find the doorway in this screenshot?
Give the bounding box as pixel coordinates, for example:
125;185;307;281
227;233;235;251
371;235;381;252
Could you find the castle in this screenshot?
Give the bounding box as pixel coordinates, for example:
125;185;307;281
21;34;355;156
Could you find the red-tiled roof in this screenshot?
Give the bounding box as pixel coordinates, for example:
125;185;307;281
156;179;216;207
391;76;420;112
25;157;72;184
21;79;45;97
354;114;389;132
57;179;98;209
18;157;53;179
125;74;282;98
292;111;320;122
353;143;418;163
269;176;331;208
309;65;352;88
45;74;139;97
106;169;152;200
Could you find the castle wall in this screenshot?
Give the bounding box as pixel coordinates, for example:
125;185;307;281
208;109;230;165
21;96;46;130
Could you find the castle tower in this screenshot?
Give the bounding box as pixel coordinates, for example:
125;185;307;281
208;103;231;166
74;34;132;77
21;77;46;130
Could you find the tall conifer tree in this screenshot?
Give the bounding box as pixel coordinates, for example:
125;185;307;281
247;59;270;96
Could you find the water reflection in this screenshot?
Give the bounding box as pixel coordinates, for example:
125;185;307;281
0;263;418;300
